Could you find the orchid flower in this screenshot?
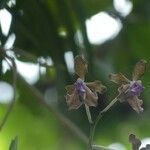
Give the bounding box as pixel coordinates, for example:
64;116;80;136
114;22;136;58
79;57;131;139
65;55;106;110
109;60;147;113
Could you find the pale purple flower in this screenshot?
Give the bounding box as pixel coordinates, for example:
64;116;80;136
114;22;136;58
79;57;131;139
129;81;144;96
65;55;106;110
74;78;86;95
109;59;147;113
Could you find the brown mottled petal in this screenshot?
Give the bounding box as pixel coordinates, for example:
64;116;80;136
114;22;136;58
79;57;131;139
109;73;130;85
132;59;147;81
84;86;98;107
129;134;141;150
65;84;75;94
74;55;88;79
127;96;143;113
86;80;107;94
66;92;82;110
117;84;130;102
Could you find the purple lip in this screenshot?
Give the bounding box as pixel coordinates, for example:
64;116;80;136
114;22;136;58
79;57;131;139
129;81;144;96
75;79;86;94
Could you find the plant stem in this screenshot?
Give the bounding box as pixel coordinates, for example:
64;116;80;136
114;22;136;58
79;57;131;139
88;113;103;150
85;104;93;124
89;97;118;149
101;98;118;114
84;104;93;150
88;123;95;150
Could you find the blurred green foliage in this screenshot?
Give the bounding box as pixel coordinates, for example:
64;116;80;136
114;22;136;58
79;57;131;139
0;0;150;150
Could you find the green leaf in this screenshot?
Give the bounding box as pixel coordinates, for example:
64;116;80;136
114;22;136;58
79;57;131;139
9;137;18;150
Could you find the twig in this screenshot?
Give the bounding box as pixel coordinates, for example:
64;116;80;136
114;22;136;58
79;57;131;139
85;104;93;124
84;104;93;150
89;97;119;149
10;47;51;67
101;98;118;114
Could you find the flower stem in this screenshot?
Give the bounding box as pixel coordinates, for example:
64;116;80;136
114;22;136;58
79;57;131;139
84;104;93;150
88;113;103;150
101;98;118;114
85;104;93;124
88;123;94;150
89;97;118;149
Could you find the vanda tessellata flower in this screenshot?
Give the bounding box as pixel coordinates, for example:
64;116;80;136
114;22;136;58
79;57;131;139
109;59;147;113
65;55;106;110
